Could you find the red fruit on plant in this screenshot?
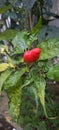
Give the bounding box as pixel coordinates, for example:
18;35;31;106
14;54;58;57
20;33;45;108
23;48;41;63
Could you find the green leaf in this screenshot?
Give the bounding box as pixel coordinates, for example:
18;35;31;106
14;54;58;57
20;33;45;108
24;124;33;130
33;76;47;117
37;121;47;130
12;31;36;54
4;67;28;90
11;57;23;65
0;63;9;72
0;44;8;54
47;63;59;82
28;86;39;110
21;77;33;88
25;17;42;48
7;85;22;121
38;38;59;60
0;63;15;72
0;4;11;14
30;16;42;37
12;18;42;54
0;69;12;93
12;31;28;54
0;30;17;40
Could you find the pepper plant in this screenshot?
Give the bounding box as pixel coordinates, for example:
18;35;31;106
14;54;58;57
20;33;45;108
0;16;59;129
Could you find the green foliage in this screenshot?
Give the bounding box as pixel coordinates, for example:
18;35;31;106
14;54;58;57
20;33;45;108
47;63;59;82
0;4;11;13
20;86;44;126
37;121;47;130
34;77;47;117
0;44;8;54
0;63;11;72
0;30;18;40
12;31;29;54
23;121;47;130
0;69;12;93
12;17;42;54
38;38;59;60
4;67;28;90
24;124;33;130
7;86;22;121
30;16;42;37
0;0;59;130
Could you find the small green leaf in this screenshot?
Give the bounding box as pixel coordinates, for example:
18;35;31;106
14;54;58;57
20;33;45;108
12;31;28;54
38;38;59;60
0;4;11;14
0;69;12;93
0;30;17;40
33;76;47;117
12;30;36;54
37;121;47;130
4;67;27;90
29;86;39;109
7;85;22;121
31;16;42;37
12;18;42;54
21;78;33;88
0;44;8;54
47;63;59;82
0;63;15;72
26;17;42;48
0;63;9;72
24;123;33;130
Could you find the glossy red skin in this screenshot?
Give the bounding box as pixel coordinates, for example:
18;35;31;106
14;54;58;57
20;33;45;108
23;48;41;63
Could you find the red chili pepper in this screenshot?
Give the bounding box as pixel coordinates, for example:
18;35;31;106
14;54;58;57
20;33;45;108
23;48;41;63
